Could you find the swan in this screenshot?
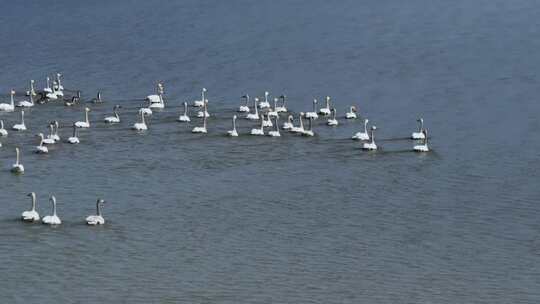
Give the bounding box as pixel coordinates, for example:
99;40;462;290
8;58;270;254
55;73;64;91
413;129;429;152
319;96;331;115
238;94;250;113
282;115;293;130
250;116;265;135
17;81;35;107
362;126;378;150
191;113;208;133
0;89;15;112
345;106;357;119
352;119;370;140
327;108;338;126
11;147;24;173
53;78;64;97
86;199;106;225
275;95;288;113
411;118;426;139
193;87;206;107
267;98;279;118
132;111;148;131
12;110;26;131
149;93;165;109
52;121;61;141
246;98;260;120
43;76;53;93
197;100;210;118
43;125;56;145
302;116;315;137
45;82;59;100
227;115;238;137
35;134;49;153
305;99;318;119
177;102;190;122
67;124;80;144
290;113;305;133
139;107;153;116
258;91;271;109
42;195;61;225
64;95;80;107
92;91;103;103
21;192;40;222
147;82;164;103
104;105;121;123
26;78;36;97
267;116;281;137
262;114;273;127
75;107;91;128
0;120;8;136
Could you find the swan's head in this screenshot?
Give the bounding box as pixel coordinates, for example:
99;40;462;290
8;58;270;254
31;80;35;84
57;73;62;78
300;112;305;116
114;104;121;109
417;118;423;123
233;115;237;119
371;126;377;130
85;107;90;112
55;121;59;127
37;133;44;138
326;96;330;100
202;87;207;92
183;102;187;106
27;192;35;198
365;119;369;124
313;99;317;104
50;195;56;204
97;198;105;205
274;98;278;102
351;106;357;112
280;95;286;99
254;97;259;101
265;91;269;96
10;89;15;95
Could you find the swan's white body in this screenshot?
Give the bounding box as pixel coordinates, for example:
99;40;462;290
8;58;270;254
86;199;106;225
238;95;250;113
0;120;8;136
262;114;273;127
17;81;35;107
139;108;153;116
413;129;429;152
178;102;190;122
246;98;260;120
147;82;164;103
42;196;61;225
149;94;165;109
193;88;207;107
282;115;293;130
301;116;315;137
319;96;331;115
51;121;61;141
0;90;15;112
197;109;210;118
362;126;378;150
326;108;338;126
290;113;305;133
55;73;64;91
268;117;281;137
258;91;271;109
411;118;426;139
75;108;91;128
352;119;370;140
250;118;265;136
267;98;279;118
227;115;239;137
43;77;53;93
132;111;148;131
22;192;40;222
275;95;288;113
43;125;56;145
345;106;357;119
104;106;121;123
67;124;80;144
305;99;318;119
192;102;208;133
12;111;26;131
11;147;24;173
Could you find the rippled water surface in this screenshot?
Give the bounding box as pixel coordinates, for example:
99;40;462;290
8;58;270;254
0;0;539;303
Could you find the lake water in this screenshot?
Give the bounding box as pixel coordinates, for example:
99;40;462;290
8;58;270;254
0;0;539;303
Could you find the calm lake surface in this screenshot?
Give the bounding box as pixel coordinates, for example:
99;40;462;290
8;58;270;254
0;0;539;303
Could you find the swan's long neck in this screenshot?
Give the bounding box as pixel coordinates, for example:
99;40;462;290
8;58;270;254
72;125;77;137
312;100;316;112
265;93;268;103
371;130;375;144
10;92;14;106
203;103;207;128
39;135;44;147
20;111;25;125
46;77;50;89
31;194;36;211
15;148;20;165
364;120;368;133
0;120;3;129
288;115;292;124
273;98;277;109
96;201;102;216
201;89;205;102
30;91;34;104
51;197;57;216
332;109;336;119
85;110;89;124
254;103;258;115
244;95;249;106
326;97;330;109
274;117;279;131
183;103;187;115
57;74;62;87
232;117;236;130
114;109;119;119
424;130;428;145
141;111;146;124
299;115;304;129
419;120;424;132
30;81;35;96
282;96;286;107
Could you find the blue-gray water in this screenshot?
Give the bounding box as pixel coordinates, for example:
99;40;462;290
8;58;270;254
0;0;539;303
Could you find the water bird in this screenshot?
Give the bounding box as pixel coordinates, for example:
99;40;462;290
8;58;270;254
86;199;106;225
0;120;8;136
319;96;331;115
345;106;357;119
191;113;208;134
267;117;281;137
193;87;206;107
262;114;273;127
275;95;288;113
326;108;338;126
43;77;53;93
35;134;50;153
146;82;164;103
75;107;91;128
282;115;293;130
42;126;56;145
250;117;265;136
177;102;190;122
104;105;121;123
17;81;35;107
362;126;378;150
413;129;429;152
132;111;148;131
259;91;271;109
21;192;40;222
302;116;315;137
267;98;279;118
246;98;260;120
11;147;24;173
290;113;305;133
67;124;80;144
12;110;27;131
411;118;426;139
0;89;16;112
305;99;318;119
238;95;250;113
42;195;61;225
352;119;370;140
227;115;238;137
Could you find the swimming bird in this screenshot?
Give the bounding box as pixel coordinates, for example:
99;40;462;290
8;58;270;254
64;95;80;107
262;113;273;127
0;120;8;136
259;91;271;109
139;107;153;116
21;192;40;222
362;126;378;150
146;82;164;103
149;93;165;109
290;113;305;133
193;87;206;107
246;98;260;120
275;95;288;113
352;119;370;140
86;199;106;225
197;99;210;118
282;115;294;130
12;110;27;131
67;124;80;144
227;115;238;137
35;134;49;153
302;116;315;137
11;147;24;173
267;98;279;118
26;78;36;97
104;105;121;123
17;81;35;107
132;111;148;131
327;108;338;126
250;116;265;136
52;121;61;141
345;106;357;119
55;73;64;91
411;118;426;139
267;116;281;137
191;112;208;133
413;129;429;152
46;82;60;100
177;102;190;122
305;99;318;119
42;195;61;225
319;96;331;115
43;126;56;145
238;94;250;113
92;91;103;103
0;89;16;112
43;77;53;93
75;107;91;128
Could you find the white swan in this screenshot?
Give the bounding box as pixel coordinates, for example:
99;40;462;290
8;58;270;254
267;116;281;137
139;107;153;116
197;99;210;118
413;129;429;152
250;116;265;136
42;195;61;225
92;91;103;103
411;118;426;139
86;199;106;225
290;113;305;133
362;126;378;150
35;134;49;153
43;77;53;93
262;114;273;127
227;115;238;137
352;119;370;140
67;124;80;144
259;91;271;109
75;107;91;128
238;94;250;113
55;73;64;91
17;81;35;107
267;98;279;118
104;105;121;123
319;96;331;115
302;116;315;137
275;95;288;113
52;121;61;141
0;89;15;112
282;115;294;130
345;106;357;119
0;120;8;136
26;78;36;97
64;95;80;107
46;81;60;100
246;98;260;120
192;101;208;133
43;125;56;145
22;192;40;222
11;147;24;173
12;110;26;131
132;111;148;131
177;102;190;122
305;99;318;119
147;82;164;103
149;93;165;109
327;108;338;126
193;87;206;107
